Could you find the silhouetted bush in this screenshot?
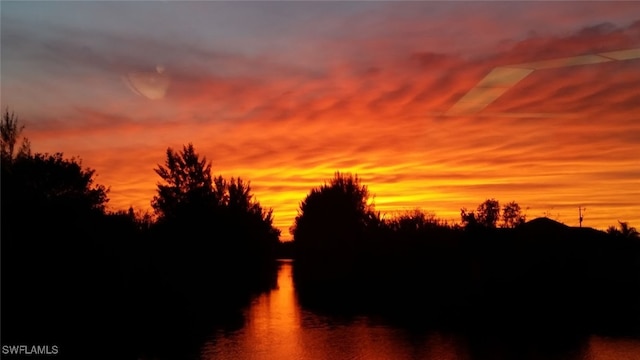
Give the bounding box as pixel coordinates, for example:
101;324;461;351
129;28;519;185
146;144;280;322
1;135;283;358
291;174;640;335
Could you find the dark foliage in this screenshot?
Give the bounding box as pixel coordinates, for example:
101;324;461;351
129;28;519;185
1;136;281;359
292;175;640;336
502;200;526;228
149;144;280;267
2;112;638;358
292;171;374;245
1;151;117;358
0;107;31;162
142;144;281;351
151;143;216;221
291;172;379;297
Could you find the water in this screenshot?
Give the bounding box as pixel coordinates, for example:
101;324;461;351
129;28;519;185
199;260;640;360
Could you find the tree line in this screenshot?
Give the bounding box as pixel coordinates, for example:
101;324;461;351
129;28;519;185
1;110;280;358
2;109;639;357
290;172;640;335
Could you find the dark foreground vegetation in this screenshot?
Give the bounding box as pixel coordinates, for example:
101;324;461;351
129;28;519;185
291;173;640;336
2;109;639;359
1;110;279;359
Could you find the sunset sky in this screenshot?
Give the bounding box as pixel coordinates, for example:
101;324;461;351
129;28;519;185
2;1;639;240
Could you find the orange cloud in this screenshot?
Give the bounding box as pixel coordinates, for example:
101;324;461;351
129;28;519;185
5;4;640;240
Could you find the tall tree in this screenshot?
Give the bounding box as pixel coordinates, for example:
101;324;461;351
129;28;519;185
1;107;31;163
1;147;114;354
150;143;280;254
1;111;108;227
3;153;109;220
501;201;526;228
223;176;281;252
151;143;217;220
460;208;478;229
148;143;280;309
476;198;501;229
292;172;376;254
291;172;378;291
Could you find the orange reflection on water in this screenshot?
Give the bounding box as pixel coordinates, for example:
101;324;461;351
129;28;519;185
200;261;473;360
200;261;640;360
245;260;303;359
585;335;640;360
201;260;303;359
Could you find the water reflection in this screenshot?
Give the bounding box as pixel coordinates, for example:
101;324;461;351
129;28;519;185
200;260;640;360
585;335;640;360
202;259;303;359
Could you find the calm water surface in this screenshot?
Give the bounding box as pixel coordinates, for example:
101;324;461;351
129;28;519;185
200;260;640;360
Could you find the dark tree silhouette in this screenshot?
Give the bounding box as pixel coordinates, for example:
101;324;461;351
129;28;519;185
460;207;478;229
292;171;376;250
291;171;380;299
150;143;280;244
0;107;31;163
148;143;280;306
1;146;115;356
501;201;526;228
386;209;446;236
151;143;217;221
3;152;109;216
219;176;282;262
476;198;500;228
607;221;640;239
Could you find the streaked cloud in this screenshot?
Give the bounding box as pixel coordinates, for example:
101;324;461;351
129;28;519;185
2;2;639;239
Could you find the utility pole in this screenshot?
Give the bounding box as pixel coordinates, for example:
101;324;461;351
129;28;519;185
579;207;585;228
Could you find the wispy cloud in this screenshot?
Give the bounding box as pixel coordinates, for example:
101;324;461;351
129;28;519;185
3;2;639;238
